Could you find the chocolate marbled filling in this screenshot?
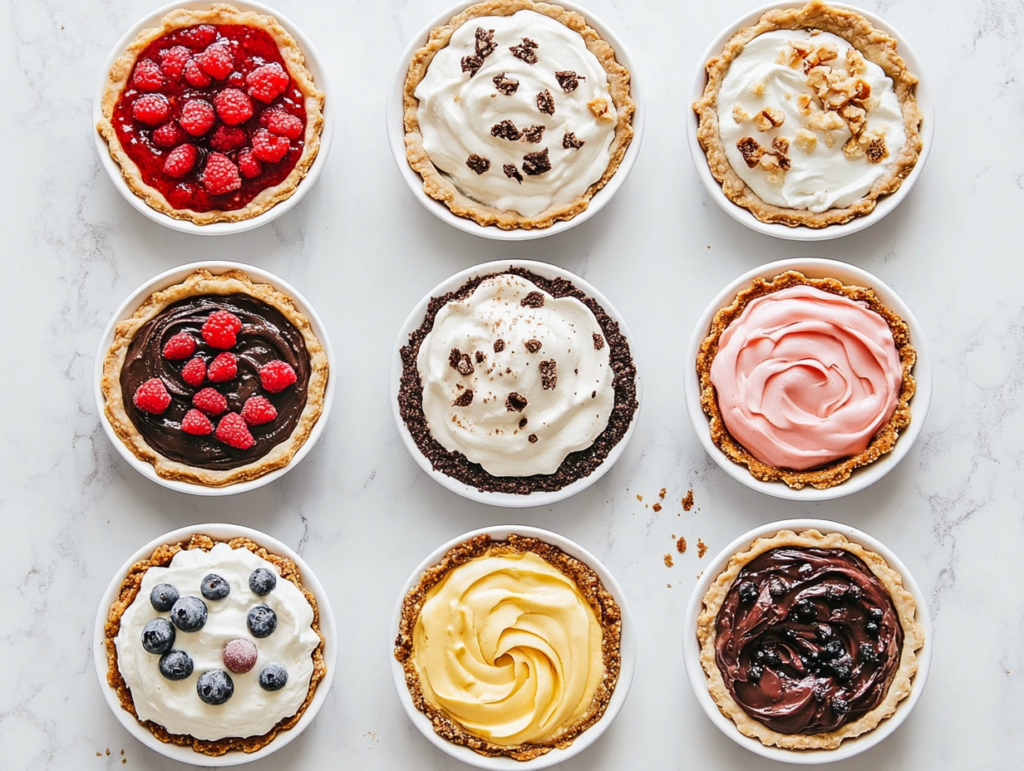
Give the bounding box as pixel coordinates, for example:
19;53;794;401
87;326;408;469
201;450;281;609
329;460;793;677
715;547;903;735
120;294;310;470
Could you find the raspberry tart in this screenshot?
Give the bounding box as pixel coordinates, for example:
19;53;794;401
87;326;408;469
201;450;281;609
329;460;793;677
97;4;325;225
101;268;329;488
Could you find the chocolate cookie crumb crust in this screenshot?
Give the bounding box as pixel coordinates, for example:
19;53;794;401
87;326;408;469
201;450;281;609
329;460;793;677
696;271;916;490
398;267;638;494
394;533;622;760
104;535;327;756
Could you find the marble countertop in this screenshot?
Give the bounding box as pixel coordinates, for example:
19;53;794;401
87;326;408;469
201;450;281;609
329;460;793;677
3;0;1023;768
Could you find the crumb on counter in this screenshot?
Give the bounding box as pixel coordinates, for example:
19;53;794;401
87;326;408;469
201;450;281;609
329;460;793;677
652;502;662;512
697;538;708;558
664;554;674;568
682;489;694;511
659;487;666;499
677;536;687;554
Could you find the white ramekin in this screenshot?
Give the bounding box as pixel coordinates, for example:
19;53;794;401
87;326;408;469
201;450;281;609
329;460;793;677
683;257;930;501
386;0;645;241
93;0;334;235
390;259;642;507
93;523;338;767
389;525;636;769
95;261;335;496
682;518;932;764
686;2;933;241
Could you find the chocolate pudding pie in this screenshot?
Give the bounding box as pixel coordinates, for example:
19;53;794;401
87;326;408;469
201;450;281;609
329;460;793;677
103;533;326;755
394;533;621;760
97;4;325;224
403;0;635;229
101;268;328;487
693;1;923;227
696;270;915;489
397;267;638;495
696;529;923;750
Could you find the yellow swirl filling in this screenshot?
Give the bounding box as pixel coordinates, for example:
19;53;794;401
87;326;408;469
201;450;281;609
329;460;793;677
412;550;604;745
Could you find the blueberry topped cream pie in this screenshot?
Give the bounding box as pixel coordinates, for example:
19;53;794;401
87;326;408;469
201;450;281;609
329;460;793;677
693;1;923;227
403;0;634;229
696;529;923;750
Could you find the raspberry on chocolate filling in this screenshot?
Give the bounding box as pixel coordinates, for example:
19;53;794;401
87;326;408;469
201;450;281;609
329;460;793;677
715;547;903;735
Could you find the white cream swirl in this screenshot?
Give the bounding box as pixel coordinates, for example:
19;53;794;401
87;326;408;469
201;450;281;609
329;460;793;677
114;543;320;741
417;273;613;477
415;10;617;216
412;551;604;745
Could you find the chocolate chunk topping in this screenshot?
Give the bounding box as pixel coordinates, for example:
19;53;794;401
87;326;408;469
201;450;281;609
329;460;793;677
593;333;605;350
563;131;585;150
528;434;538;443
521;291;545;308
461;55;484;76
519;417;528;428
509;37;538;64
491;120;522;141
539;360;557;390
460;28;497;77
521;125;545;143
737;137;765;168
506;392;528;412
493;72;520;95
524;339;542;353
452;389;474;407
466;154;490;174
475;351;485;363
522;149;551;176
494;339;505;353
448;348;474;376
555;71;584;92
503;164;523;184
536;89;555;115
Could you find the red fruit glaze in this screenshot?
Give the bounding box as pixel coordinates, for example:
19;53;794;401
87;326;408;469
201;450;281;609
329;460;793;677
259;360;297;393
209;124;247;152
162;332;196;360
207;351;238;383
181;356;207;387
133;378;171;414
193;387;228;416
181;408;214;435
216;412;255;450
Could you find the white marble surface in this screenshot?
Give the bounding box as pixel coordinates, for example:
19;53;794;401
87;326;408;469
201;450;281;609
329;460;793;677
2;0;1023;768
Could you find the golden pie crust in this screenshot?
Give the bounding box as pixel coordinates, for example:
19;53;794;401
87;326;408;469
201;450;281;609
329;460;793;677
402;0;635;230
696;270;916;489
393;533;622;760
692;1;922;228
96;4;325;225
103;534;327;756
696;529;923;750
101;269;329;488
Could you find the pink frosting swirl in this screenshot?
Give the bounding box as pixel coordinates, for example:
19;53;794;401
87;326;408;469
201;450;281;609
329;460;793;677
710;285;902;471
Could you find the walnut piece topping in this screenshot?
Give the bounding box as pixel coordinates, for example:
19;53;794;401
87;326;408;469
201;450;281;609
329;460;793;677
521;291;545;308
555;70;584;92
452;389;474;407
733;105;750;123
593;333;605;350
503;164;523;184
794;129;817;153
506;392;528;412
737;137;765;168
491;120;522;141
509;37;538;64
522;148;551;176
754;107;785;132
588;97;614;122
772;137;790;156
749;81;765;97
797;94;813;115
493;72;519;95
805;43;838;69
466;154;490;175
539;360;557;390
521;125;545;143
494;339;505;353
536;89;555;115
524;339;542;353
461;27;497;77
449;349;475;376
563;131;584;150
846;48;867;75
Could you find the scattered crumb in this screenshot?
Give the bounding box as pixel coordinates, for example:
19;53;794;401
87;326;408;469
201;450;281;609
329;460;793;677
659;487;666;499
636;494;643;502
667;583;672;588
120;750;124;756
95;752;101;757
698;539;708;558
671;533;676;539
664;554;674;568
105;750;111;757
677;536;687;554
682;489;695;511
652;503;662;512
122;761;126;766
707;245;711;249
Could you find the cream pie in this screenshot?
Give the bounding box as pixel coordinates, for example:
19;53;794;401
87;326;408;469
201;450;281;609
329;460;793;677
101;269;329;487
394;533;621;760
103;534;326;755
696;529;923;750
696;271;915;489
97;4;325;225
693;1;922;227
403;0;634;229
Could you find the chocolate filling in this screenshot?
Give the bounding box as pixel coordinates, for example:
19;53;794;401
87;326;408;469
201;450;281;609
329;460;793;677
715;547;904;735
120;294;310;470
398;269;638;495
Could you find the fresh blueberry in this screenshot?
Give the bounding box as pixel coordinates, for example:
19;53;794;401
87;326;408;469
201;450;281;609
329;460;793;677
258;662;289;691
141;618;176;655
158;649;194;681
763;649;782;668
247;604;277;638
783;628;799;641
859;642;880;664
747;663;764;683
830;656;853;683
796;598;817;620
831;696;851;715
249;568;277;596
170;596;208;633
825;584;846;604
865;621;880;638
201;573;230;601
150;583;180;612
813;684;829;702
824;640;845;660
769;579;787;598
815;623;833;642
846;585;863;603
196;669;234;705
867;607;883;622
754;649;766;664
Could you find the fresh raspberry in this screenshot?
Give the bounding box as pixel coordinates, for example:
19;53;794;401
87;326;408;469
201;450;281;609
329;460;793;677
183;57;212;88
132;58;165;90
251;129;290;163
133;378;171;414
200;309;242;348
208;124;247;152
215;412;255;450
259;360;297;393
236;148;263;179
213;88;253;125
193;387;228;416
179;99;216;137
151;121;185;149
242;396;277;425
264;110;303;140
181;357;207;387
159;45;191;82
132;94;171;126
197;43;235;79
162;144;198;178
223;638;258;673
201;152;242;195
182;24;217;48
246;63;289;102
162;332;196;360
208;352;238;383
181;409;214;436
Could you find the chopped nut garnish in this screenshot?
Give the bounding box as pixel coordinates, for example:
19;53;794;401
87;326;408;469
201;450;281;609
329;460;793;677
524;339;542;353
536;89;555;115
806;66;830;96
503;164;523;184
475;351;485;363
465;154;490;175
754;107;785;131
562;131;584;150
806;43;838;69
842;136;865;158
794;129;817;153
539;360;557;390
509;37;538;64
808;110;845;133
760;153;782;172
776;45;803;69
737;137;765;168
846;48;867;75
494;339;505;353
772;137;790;155
522;148;551;176
460;27;497;76
452;389;474;407
555;70;583;92
797;94;813;114
733;104;750;123
521;291;545;308
519;417;528;428
520;124;545;143
528;434;538;443
593;333;604;350
460;55;484;76
588;97;613;121
506;392;528;412
491;120;521;141
493;72;519;95
865;134;888;164
449;348;474;376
